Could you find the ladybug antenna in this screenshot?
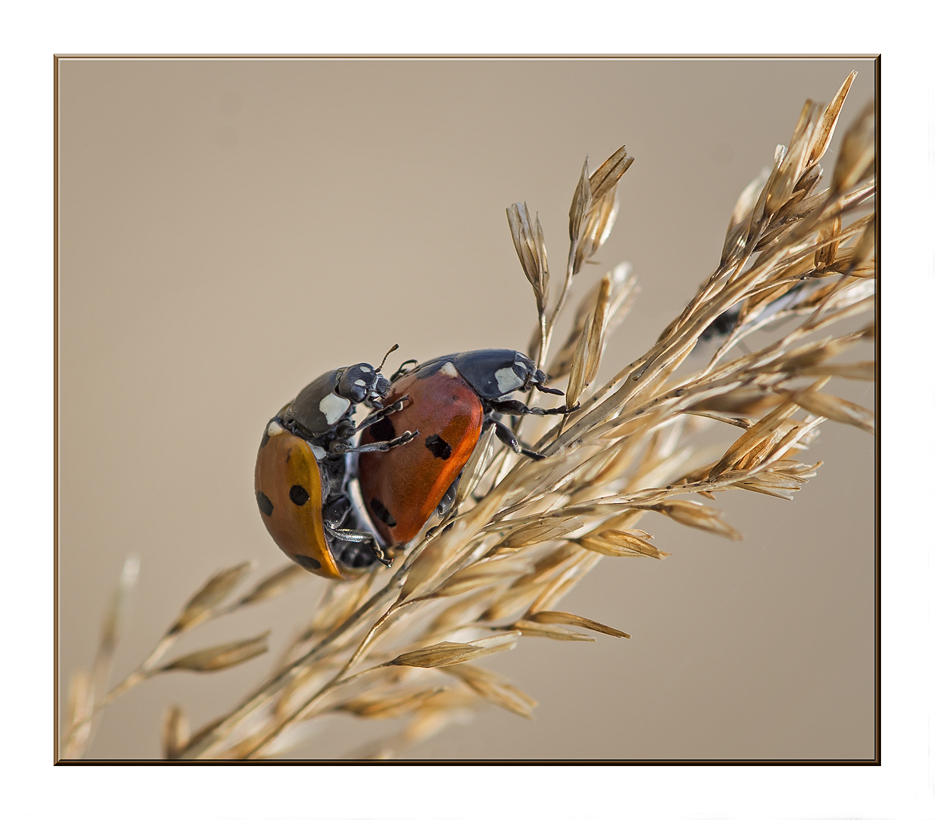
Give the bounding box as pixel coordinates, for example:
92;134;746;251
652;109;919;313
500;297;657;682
375;344;399;374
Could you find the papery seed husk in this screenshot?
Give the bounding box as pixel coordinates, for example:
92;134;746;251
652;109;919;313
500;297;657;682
808;71;857;168
238;563;308;607
709;400;799;478
430;555;532;599
589;145;633;203
514;620;595;641
446;663;537;719
64;669;92;758
831;102;875;193
577;529;666;559
788;389;875;433
162;705;189;759
569;157;592;241
161;632;270;673
168;561;255;634
339;687;446;719
529;552;602;612
498;517;584;550
847;220;876;275
303;572;377;640
391;633;518;669
653;500;742;541
526;610;630;638
454;426;498;509
480;580;553;623
796;361;875;381
734;482;796;500
100;555;139;653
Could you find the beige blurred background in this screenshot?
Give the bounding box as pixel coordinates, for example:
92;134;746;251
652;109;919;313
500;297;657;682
57;57;876;760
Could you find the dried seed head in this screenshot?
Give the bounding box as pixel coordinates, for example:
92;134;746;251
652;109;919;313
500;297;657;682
525;610;630;639
453;426;498;510
569;157;593;242
550;263;635;380
565;274;612;409
100;555;140;655
497;517;584;550
513;620;595;641
796;360;874;381
338;687;447;719
63;669;92;758
650;500;742;541
390;633;519;669
445;663;537;719
785;386;875;433
429;555;533;600
162;705;189;760
846;219;876;276
589;144;634;204
168;561;255;634
831;101;875;194
577;529;667;559
807;71;857;168
160;632;270;673
507;202;550;314
237;563;308;607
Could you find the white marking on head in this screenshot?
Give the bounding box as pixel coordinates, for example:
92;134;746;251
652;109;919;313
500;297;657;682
310;444;327;460
354;379;367;387
319;393;351;425
495;367;524;394
267;420;284;436
359;364;372;372
439;362;459;378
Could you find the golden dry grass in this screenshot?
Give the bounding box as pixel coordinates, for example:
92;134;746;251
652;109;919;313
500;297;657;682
62;72;875;761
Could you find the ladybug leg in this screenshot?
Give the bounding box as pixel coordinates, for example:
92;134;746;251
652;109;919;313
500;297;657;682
321;495;353;530
486;398;578;417
485;417;546;461
435;476;461;516
354;395;412;433
534;382;565;396
334;428;420;455
389;359;419;381
322;521;392;567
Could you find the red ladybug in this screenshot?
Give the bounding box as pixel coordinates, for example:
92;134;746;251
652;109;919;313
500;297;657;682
356;349;572;548
255;353;417;579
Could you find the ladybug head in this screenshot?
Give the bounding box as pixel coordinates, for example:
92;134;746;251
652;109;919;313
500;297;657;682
336;363;391;408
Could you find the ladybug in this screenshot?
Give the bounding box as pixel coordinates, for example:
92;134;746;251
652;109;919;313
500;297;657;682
357;349;573;548
254;351;418;580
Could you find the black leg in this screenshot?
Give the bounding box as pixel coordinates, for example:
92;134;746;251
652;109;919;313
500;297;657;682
486;417;545;461
389;359;419;381
332;428;419;455
435;477;461;516
324;523;392;568
355;395;411;432
321;495;351;530
486;398;578;417
534;382;565;396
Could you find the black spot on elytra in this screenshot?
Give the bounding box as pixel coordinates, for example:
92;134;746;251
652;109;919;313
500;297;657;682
256;491;274;517
369;497;397;527
289;485;310;506
369;415;396;443
294;554;322;571
259;427;270;449
425;434;452;460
